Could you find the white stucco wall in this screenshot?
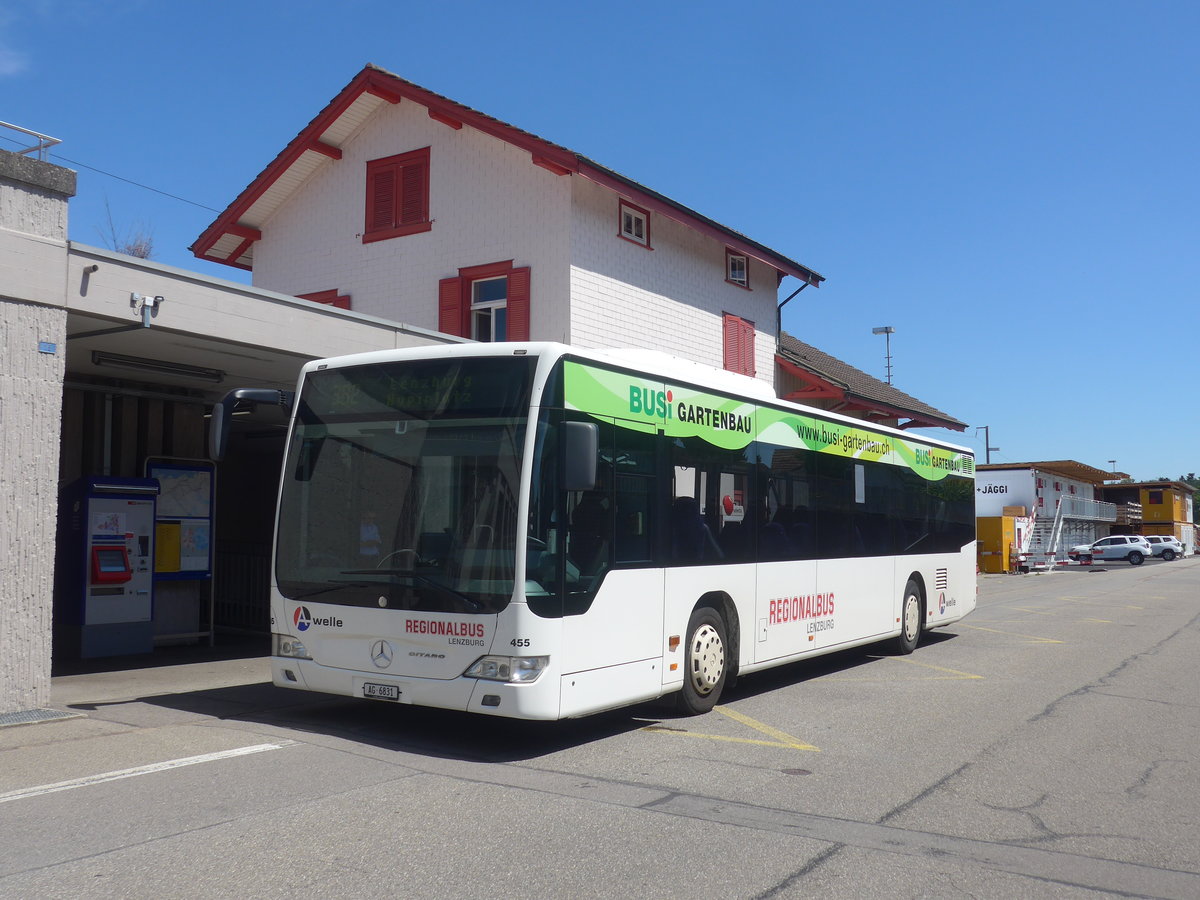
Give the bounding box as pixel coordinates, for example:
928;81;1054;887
567;177;778;384
250;100;573;341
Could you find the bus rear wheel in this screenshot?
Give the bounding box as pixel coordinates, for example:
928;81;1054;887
677;607;728;715
894;579;923;655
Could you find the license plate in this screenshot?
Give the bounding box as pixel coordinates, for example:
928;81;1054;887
362;682;400;701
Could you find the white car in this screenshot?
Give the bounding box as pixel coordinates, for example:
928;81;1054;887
1144;535;1185;561
1067;535;1154;565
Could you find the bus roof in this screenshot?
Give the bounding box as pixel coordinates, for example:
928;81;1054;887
299;342;973;456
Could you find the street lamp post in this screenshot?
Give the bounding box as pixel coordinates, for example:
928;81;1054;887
872;326;895;384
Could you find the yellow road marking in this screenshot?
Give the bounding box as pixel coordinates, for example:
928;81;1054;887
959;623;1064;643
1080;617;1113;624
880;656;983;679
713;706;820;750
641;705;819;751
641;727;818;751
1012;606;1057;617
1059;597;1144;611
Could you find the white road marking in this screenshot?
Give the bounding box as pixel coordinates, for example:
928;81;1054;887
0;742;293;805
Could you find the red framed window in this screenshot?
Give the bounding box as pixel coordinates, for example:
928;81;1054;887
618;199;651;248
725;249;750;289
722;313;755;377
363;147;431;243
297;289;351;310
438;261;530;341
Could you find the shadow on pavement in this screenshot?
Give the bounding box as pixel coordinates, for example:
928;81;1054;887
57;632;953;764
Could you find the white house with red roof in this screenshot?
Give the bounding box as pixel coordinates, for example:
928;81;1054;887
192;64;825;387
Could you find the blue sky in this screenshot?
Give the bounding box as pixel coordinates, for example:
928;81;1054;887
4;0;1196;480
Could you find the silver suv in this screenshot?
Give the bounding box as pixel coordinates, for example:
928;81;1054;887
1068;535;1154;565
1144;535;1185;561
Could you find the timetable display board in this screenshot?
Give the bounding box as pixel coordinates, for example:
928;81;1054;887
147;459;215;578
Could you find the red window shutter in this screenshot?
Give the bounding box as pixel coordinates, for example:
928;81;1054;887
438;277;465;337
506;267;531;341
367;167;396;232
723;314;755;376
740;318;756;377
297;290;351;310
723;315;741;373
363;148;431;242
400;158;428;226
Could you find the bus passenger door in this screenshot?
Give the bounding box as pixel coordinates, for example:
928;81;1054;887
560;416;663;682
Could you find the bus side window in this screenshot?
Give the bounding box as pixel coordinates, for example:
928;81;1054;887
612;423;656;564
565;416;615;580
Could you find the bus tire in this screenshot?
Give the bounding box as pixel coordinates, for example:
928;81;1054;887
894;578;923;655
677;606;728;715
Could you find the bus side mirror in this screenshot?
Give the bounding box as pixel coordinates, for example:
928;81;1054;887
562;421;598;492
208;388;294;461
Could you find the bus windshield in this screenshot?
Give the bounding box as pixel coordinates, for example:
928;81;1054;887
275;356;536;614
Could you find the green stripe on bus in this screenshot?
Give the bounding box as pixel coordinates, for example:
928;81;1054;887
563;361;971;483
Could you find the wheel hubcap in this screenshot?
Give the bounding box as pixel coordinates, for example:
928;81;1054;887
904;595;920;641
689;624;724;695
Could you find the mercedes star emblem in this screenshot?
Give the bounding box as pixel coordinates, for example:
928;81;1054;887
370;639;394;669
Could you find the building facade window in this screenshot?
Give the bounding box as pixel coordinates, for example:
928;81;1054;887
618;199;651;248
722;312;756;377
726;249;750;289
363;147;431;243
471;276;508;342
438;261;530;341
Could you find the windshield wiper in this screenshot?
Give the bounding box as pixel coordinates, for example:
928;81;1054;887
292;579;379;599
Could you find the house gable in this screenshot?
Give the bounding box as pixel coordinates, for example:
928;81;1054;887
191;64;823;291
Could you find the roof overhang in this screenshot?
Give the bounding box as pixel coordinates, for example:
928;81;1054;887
192;65;824;287
976;461;1124;484
775;353;966;432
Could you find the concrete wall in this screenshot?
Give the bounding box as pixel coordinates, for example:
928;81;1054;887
0;301;65;711
0;150;72;713
249;98;573;340
568;176;778;385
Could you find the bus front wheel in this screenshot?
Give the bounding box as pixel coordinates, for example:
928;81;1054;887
677;607;728;715
894;579;923;655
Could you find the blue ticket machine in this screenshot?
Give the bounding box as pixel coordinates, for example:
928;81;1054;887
58;477;159;658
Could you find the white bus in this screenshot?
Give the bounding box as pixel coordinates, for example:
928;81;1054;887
211;342;975;720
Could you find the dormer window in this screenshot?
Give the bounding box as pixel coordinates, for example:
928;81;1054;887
618;200;650;248
726;249;750;289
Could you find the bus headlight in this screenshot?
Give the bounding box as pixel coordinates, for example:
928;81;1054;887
273;633;311;660
464;655;549;683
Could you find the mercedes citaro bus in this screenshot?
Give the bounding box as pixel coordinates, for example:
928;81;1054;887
210;342;975;720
